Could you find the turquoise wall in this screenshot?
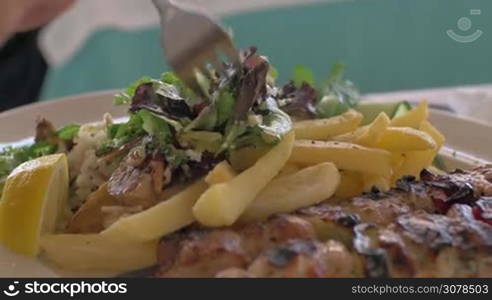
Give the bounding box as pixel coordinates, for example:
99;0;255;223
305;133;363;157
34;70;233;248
42;0;492;100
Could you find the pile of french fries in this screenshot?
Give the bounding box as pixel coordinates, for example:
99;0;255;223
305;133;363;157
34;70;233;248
40;101;444;273
293;101;444;198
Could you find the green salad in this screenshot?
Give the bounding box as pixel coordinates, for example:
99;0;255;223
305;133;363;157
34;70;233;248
0;47;364;193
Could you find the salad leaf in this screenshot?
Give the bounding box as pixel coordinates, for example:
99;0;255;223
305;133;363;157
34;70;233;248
257;98;292;143
268;65;279;81
139;109;172;146
0;140;58;181
114;113;144;140
163;146;188;169
278;81;318;119
31;142;57;157
185;105;217;131
279;63;360;119
96;113;146;156
216;90;235;126
131;82;193;120
108;123;123;139
220;122;249;152
292;65;315;87
179;131;223;153
233;52;269;121
113;76;154;105
161;72;198;104
57;124;80;140
316;64;360;118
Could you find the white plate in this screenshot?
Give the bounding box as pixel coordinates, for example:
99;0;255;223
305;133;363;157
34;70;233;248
0;90;490;277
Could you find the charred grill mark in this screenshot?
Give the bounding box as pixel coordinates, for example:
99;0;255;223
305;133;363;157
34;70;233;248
427;181;476;213
396;213;456;250
266;240;318;268
336;214;360;228
353;224;389;278
364;186;387;200
298;205;360;228
397;208;492;252
267;248;298;268
378;230;416;277
395;176;418;193
473;197;492;225
447;204;492;249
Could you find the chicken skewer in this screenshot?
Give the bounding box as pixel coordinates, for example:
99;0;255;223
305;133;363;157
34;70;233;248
154;167;492;278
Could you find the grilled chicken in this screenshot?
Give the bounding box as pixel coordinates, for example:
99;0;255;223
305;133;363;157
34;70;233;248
155;215;317;277
216;239;355;278
153;167;492;278
353;205;492;277
67;148;172;233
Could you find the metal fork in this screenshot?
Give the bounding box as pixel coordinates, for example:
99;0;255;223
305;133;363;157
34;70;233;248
152;0;240;96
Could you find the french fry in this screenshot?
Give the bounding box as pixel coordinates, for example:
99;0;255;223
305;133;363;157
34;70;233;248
392;150;434;181
392;120;445;181
391;152;406;171
335;171;364;198
229;146;269;172
240;163;340;222
294;109;362;140
101;180;208;242
390;100;428;128
330;128;366;144
277;163;302;178
289;140;392;177
193;132;295;227
40;234;157;272
375;127;436;152
420;121;445;149
205;161;236;185
354;112;391;147
332;112;390;147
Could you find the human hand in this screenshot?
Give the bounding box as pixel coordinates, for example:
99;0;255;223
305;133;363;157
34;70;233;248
0;0;74;45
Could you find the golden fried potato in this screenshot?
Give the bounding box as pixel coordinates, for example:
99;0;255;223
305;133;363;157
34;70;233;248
375;127;436;152
354;112;391;147
66;183;118;234
40;234;157;273
205;161;236;185
240;162;340;222
420;120;445;148
229;146;269;172
101;180;208;242
392;120;445;181
335;171;364;198
332;112;390;147
193;132;295;227
294;109;362;140
390;100;428;128
392;150;434;181
277;163;302;178
289;140;392;177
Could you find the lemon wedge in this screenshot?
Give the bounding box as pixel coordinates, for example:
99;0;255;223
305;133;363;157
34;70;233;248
0;153;69;256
